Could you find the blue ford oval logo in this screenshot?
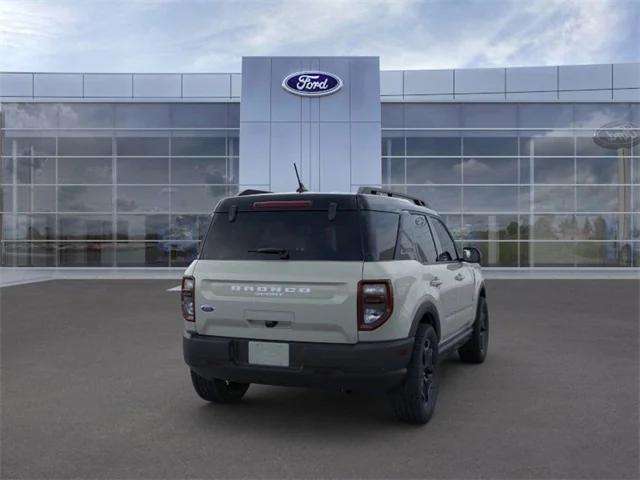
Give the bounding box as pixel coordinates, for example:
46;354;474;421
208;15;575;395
282;71;343;97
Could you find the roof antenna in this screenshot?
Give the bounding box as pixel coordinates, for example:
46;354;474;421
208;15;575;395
293;163;307;193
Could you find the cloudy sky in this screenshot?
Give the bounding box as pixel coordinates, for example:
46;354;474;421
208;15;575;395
0;0;638;73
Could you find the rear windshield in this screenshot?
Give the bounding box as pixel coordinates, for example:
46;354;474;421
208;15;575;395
200;210;364;261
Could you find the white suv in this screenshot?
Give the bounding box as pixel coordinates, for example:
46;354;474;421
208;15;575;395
182;187;488;424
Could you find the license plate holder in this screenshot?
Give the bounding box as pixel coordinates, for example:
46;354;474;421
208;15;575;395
248;341;290;367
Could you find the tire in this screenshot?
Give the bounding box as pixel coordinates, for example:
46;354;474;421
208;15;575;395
391;324;439;425
190;370;250;404
458;295;489;364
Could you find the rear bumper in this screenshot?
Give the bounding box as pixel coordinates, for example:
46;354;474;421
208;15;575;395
183;333;414;392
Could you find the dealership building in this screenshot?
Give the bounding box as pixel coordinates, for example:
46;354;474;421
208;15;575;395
0;57;638;270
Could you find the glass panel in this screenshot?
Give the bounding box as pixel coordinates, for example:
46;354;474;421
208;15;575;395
462;186;519;212
170;241;199;267
634;158;640;184
117;158;169;184
633;214;640;240
2;137;56;156
171;104;228;128
381;104;404;128
17;186;56;212
576;157;631;184
518;104;573;128
575;242;632;267
114;104;170;128
576;214;631;241
10;214;56;240
117;214;169;240
406;158;461;184
533;186;574;212
406;186;461;212
58;242;114;266
58;137;112;156
171;185;228;213
576;186;631;212
404;104;460;128
461;104;517;128
59;215;113;240
2;104;59;128
462;158;518;184
523;242;575;267
2;242;57;267
381;134;404;156
462;215;519;240
171;136;226;156
116;186;169;213
532;158;574;184
406;136;461;156
58;186;112;212
115;242;169;267
169;214;211;240
573;104;631;128
1;186;12;211
171;158;228;184
58;104;114;128
382;158;404;184
576;136;626;156
1;158;13;184
16;157;55;184
58;158;112;184
463;241;518;267
531;214;576;240
463;137;518;156
116;137;169;156
520;137;573;156
228;134;239;157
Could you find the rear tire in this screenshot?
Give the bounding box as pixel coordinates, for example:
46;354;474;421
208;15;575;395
190;370;250;404
391;324;439;425
458;296;489;364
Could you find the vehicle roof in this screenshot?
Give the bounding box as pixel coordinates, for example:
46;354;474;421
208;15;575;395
215;191;440;216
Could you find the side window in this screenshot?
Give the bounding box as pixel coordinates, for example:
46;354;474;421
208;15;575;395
395;213;438;263
430;218;458;262
412;214;438;264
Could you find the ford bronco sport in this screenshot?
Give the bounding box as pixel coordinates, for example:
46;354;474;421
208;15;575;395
182;187;488;424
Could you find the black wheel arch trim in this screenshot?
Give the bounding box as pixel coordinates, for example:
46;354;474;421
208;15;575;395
408;298;441;340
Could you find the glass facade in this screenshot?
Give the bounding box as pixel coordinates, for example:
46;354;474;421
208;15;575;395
0;103;239;267
382;103;640;267
1;100;638;268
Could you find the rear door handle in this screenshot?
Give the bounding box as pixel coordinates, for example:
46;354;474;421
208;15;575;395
430;277;443;287
454;273;465;281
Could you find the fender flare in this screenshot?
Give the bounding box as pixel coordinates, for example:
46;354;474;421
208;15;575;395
408;299;441;339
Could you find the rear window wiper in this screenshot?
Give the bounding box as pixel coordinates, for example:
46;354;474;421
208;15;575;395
247;247;290;260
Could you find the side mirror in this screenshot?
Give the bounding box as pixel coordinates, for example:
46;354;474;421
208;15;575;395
462;247;482;264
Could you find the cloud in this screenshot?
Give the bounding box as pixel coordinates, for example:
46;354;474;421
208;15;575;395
0;0;637;73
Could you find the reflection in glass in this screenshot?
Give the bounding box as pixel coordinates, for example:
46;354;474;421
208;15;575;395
381;135;404;156
59;215;113;240
576;157;630;184
17;157;55;184
115;242;169;267
2;104;59;129
58;137;112;156
463;241;518;267
171;158;227;184
169;241;199;267
58;242;114;267
117;215;169;241
462;158;517;184
463;137;517;156
116;137;169;156
524;242;575;267
532;214;575;240
463;186;519;212
576;186;630;212
532;157;574;184
2;137;55;156
406;136;461;156
533;186;574;212
116;186;170;212
17;186;56;212
520;137;573;156
58;104;115;128
58;186;112;212
382;157;405;184
575;214;630;241
171;186;228;213
117;158;169;184
171;136;226;156
575;242;632;267
58;158;112;184
407;158;461;184
171;104;228;128
462;215;518;240
8;214;57;240
406;186;461;212
169;214;211;240
2;242;57;267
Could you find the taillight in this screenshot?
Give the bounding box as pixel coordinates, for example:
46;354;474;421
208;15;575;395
357;280;393;331
181;276;195;322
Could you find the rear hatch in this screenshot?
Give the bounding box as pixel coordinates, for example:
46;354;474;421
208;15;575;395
193;197;364;344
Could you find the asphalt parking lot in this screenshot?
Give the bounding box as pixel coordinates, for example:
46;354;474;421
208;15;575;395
1;279;638;479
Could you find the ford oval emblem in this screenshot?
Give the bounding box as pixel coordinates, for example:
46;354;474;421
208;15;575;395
593;121;640;149
282;71;343;97
200;305;215;312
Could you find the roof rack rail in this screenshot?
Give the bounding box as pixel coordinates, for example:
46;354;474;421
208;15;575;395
357;187;428;207
238;189;272;196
